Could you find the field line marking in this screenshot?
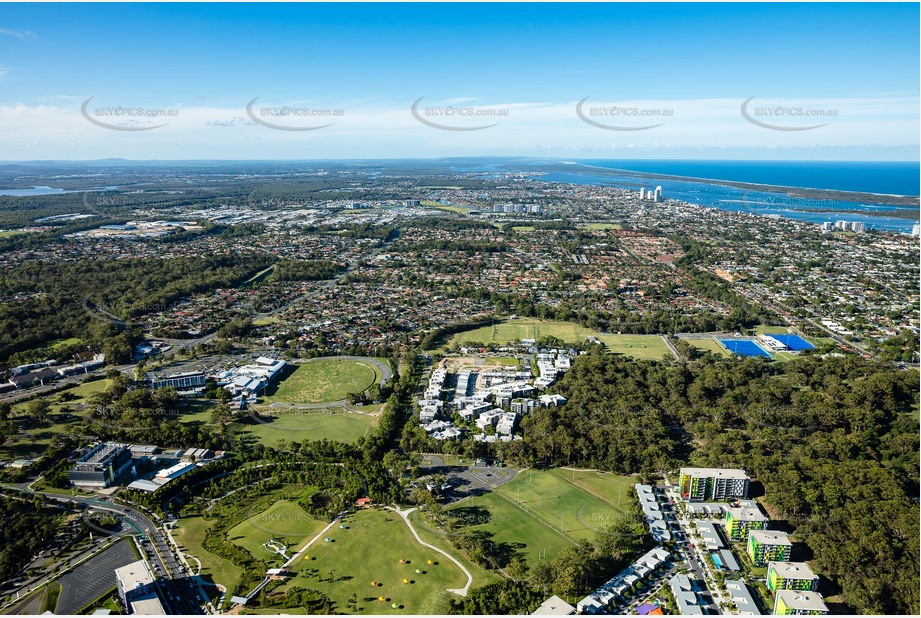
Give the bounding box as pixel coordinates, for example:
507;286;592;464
491;486;578;544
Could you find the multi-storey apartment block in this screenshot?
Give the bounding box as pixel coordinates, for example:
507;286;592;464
747;529;792;566
773;590;829;615
767;562;819;594
678;467;750;502
725;503;768;541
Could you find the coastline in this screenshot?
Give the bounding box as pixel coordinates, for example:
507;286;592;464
536;160;920;208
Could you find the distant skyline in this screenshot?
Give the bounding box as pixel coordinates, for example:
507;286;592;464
0;2;918;161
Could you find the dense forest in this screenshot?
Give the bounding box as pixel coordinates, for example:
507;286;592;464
506;351;919;615
270;259;344;282
0;492;63;583
0;255;273;362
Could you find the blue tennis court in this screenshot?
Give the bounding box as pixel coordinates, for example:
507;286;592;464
719;339;772;358
767;334;816;351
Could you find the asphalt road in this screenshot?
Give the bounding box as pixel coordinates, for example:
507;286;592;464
0;364;135;405
37;493;204;615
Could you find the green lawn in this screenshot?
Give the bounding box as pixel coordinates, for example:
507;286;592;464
557;469;642;512
11;378;111;415
178;401;218;428
421;200;474;214
3;379;113;459
448;319;673;361
406;510;502;590
65;379;112;399
449;319;598;348
449;487;572;567
261;359;380;404
580;223;623;230
684;338;730;357
230;410;378;446
448;469;640;567
49;337;83;350
228;500;327;566
280;508;467;614
174;516;245;602
596;334;674;361
771;350;798;363
752;325;793;336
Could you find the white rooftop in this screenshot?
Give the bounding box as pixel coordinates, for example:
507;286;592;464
749;529;792;545
532;595;575;615
728;505;767;521
115;559;155;593
775;590;828;612
680;467;749;479
769;561;817;579
130;594;166;615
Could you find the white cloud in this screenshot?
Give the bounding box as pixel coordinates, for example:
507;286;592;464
0;27;35;39
0;96;916;159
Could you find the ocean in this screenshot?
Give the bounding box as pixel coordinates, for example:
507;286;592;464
533;160;920;232
577;160;920;197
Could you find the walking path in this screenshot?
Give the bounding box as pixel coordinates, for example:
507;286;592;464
661;335;681;360
246;516;342;601
385;506;472;596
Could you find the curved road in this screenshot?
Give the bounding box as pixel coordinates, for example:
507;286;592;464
385;506;472;597
31;492;204;614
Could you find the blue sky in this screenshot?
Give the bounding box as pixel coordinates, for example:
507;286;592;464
0;2;918;160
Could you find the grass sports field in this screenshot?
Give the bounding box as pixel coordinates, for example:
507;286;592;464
421;200;474;214
231;409;378;445
596;334;674;361
281;509;467;614
752;325;793;335
683;338;730;357
580;222;623;230
174;517;244;603
447;469;639;567
448;319;593;347
448;319;673;361
228;500;327;565
262;358;381;404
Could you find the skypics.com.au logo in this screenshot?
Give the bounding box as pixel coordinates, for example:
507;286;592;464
741;97;836;131
576;97;672;131
246;97;343;131
81;97;179;131
410;97;508;131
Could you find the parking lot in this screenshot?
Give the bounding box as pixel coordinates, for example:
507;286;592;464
420;455;518;501
54;538;137;614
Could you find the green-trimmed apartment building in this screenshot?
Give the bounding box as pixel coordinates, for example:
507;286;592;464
747;529;792;566
725;503;768;541
767;561;818;594
773;590;829;615
678;467;750;502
